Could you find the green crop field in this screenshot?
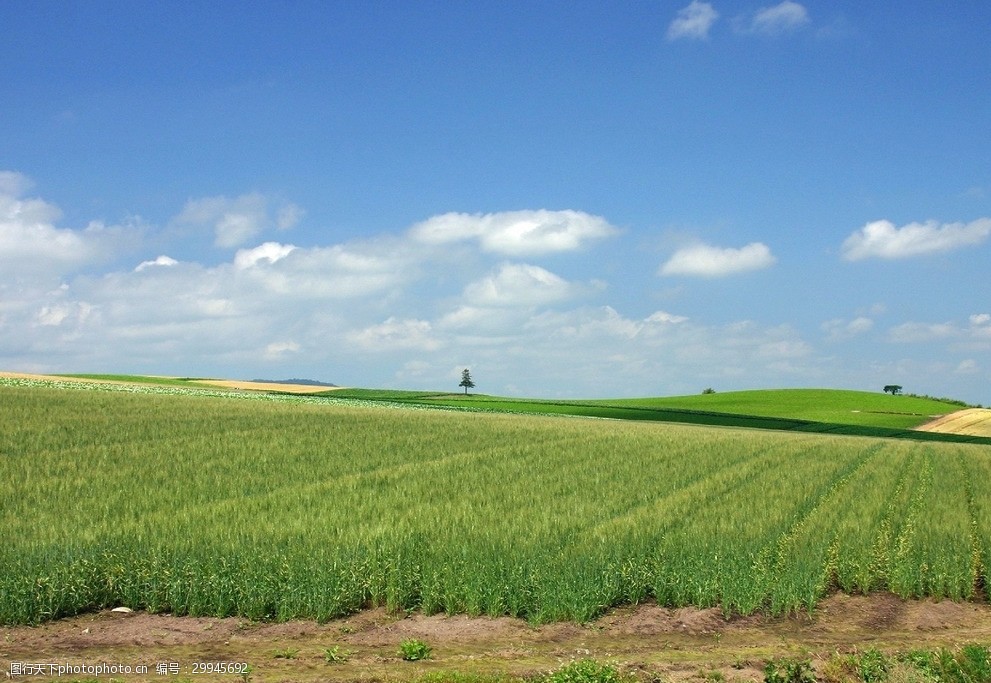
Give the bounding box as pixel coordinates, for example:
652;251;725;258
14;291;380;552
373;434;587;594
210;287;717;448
328;387;990;443
1;376;990;628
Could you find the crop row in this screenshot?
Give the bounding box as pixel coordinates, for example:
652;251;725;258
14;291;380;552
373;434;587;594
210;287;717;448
1;382;989;625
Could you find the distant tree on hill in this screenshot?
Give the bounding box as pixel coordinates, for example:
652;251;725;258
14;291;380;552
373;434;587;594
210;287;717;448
702;387;716;394
883;385;903;395
459;368;475;395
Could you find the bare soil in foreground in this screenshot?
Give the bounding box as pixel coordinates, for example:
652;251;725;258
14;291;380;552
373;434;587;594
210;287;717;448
3;595;991;682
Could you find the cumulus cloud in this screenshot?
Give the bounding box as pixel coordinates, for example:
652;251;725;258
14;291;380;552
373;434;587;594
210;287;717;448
659;242;776;277
841;218;991;261
667;1;719;41
229;241;410;298
1;200;85;268
347;318;441;352
0;172;134;281
409;210;617;256
511;308;815;393
463;263;576;307
745;1;810;35
173;193;303;248
11;171;987;401
884;315;991;356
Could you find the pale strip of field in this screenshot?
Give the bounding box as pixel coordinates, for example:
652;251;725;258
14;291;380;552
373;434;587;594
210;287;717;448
0;371;341;395
190;379;342;394
0;371;125;385
916;408;991;437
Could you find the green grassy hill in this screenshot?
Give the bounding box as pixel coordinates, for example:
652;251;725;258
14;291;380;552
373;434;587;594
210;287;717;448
22;375;986;443
588;388;960;428
324;387;986;443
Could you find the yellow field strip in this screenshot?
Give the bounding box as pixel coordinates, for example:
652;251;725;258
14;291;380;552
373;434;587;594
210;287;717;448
0;371;340;395
916;408;991;437
189;379;342;394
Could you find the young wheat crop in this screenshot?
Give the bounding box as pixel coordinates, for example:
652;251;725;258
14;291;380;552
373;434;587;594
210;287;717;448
1;379;988;625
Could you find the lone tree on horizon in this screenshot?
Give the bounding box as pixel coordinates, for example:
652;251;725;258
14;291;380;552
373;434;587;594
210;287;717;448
883;384;903;395
459;368;475;395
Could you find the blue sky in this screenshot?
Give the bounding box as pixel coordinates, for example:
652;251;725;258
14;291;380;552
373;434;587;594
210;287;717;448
2;1;990;403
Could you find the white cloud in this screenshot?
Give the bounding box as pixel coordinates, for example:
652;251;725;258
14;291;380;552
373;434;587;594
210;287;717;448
822;316;873;341
269;243;410;298
0;170;35;197
440;305;501;329
667;1;719;41
646;310;689;324
746;1;810;35
173;193;302;248
436;305;533;337
348;318;441;352
228;241;412;299
885;315;991;357
5;172;987;403
0;175;131;281
888;322;958;343
409;210;617;256
33;300;95;332
135;255;178;272
264;341;301;359
970;315;991;344
233;242;297;269
510;308;815;395
955;359;980;375
463;263;576;307
0;231;422;371
841;218;991;261
36;304;72;327
659;242;776;277
276;203;304;231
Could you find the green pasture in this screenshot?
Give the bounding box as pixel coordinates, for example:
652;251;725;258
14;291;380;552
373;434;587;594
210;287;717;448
590;388;962;426
327;387;986;443
2;378;990;627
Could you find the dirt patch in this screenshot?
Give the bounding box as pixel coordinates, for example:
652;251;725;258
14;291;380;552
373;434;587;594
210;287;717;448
916;408;991;437
4;594;991;682
1;612;246;651
342;610;535;647
852;592;907;631
602;604;729;636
